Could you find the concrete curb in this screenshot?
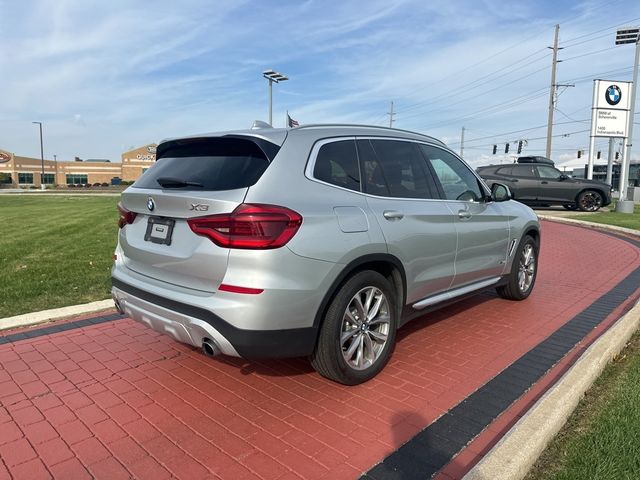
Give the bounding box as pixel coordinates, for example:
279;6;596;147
464;218;640;480
0;299;114;332
536;214;639;237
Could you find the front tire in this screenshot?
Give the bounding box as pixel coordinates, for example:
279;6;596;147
497;235;538;301
311;270;397;385
577;190;603;212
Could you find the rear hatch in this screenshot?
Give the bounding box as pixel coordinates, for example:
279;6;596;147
118;135;279;292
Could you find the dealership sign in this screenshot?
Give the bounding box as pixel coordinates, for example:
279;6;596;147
590;80;632;138
0;151;11;163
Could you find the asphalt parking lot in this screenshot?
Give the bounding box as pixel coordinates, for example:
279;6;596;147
1;220;639;480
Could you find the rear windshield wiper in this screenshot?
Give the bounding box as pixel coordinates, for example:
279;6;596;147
156;177;204;188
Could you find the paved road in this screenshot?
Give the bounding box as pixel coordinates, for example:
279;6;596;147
1;221;638;480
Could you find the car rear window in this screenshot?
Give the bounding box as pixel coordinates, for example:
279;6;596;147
133;137;273;191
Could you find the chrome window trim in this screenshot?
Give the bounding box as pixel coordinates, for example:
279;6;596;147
304;135;490;203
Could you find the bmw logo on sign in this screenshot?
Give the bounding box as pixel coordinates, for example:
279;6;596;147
605;85;622;106
147;197;155;211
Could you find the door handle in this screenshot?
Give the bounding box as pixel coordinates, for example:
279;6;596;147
510;178;519;182
383;210;404;220
458;210;472;220
541;181;548;184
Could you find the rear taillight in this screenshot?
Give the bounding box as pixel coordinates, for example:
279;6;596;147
117;202;137;229
187;203;302;249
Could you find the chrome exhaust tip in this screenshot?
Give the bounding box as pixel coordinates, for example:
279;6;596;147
202;338;220;357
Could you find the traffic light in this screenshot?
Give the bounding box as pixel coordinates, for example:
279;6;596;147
597;151;601;159
577;150;581;158
615;152;620;160
517;140;523;154
505;143;509;154
492;144;497;155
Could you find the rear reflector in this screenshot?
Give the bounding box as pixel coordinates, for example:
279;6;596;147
187;203;302;249
117;203;137;228
219;284;264;295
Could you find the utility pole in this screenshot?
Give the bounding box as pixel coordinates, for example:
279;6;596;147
387;101;395;128
460;126;465;157
546;24;560;158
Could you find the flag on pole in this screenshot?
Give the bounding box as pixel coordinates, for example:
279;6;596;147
287;113;300;128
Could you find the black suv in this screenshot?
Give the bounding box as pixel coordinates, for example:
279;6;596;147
477;156;612;212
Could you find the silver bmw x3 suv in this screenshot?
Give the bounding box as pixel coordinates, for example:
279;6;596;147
112;123;540;384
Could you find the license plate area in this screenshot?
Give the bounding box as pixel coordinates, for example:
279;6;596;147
144;217;175;245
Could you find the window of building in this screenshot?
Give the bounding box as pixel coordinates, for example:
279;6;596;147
0;173;11;184
313;140;361;192
18;173;34;184
42;173;55;184
66;174;88;185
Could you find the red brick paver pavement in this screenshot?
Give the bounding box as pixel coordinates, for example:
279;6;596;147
1;221;639;479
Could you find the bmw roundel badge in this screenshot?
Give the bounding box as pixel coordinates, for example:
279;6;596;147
605;85;622;106
147;197;155;211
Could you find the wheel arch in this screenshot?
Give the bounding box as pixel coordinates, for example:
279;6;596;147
312;254;406;332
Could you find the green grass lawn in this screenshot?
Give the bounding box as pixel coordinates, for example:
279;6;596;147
0;195;119;318
525;332;640;479
567;203;640;231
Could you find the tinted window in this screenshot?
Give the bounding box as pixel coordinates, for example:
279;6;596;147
419;145;484;201
512;165;535;177
134;137;271;191
496;166;513;176
367;140;436;199
536;165;562;179
313;140;361;191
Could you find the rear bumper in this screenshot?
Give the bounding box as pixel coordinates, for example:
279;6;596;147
112;278;318;358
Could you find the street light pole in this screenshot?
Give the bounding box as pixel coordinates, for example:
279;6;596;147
32;121;45;190
615;27;640;212
262;69;289;126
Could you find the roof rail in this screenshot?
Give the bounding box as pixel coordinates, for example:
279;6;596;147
294;123;445;146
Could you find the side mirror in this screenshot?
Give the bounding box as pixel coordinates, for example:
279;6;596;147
491;183;512;202
559;174;569;181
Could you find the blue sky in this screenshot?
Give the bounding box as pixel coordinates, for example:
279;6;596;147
1;0;639;167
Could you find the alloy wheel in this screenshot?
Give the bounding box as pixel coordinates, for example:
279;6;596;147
518;243;536;293
340;287;390;370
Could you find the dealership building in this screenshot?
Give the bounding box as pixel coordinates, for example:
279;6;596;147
0;144;157;187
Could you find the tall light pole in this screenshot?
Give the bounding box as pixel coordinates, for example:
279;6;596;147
32;121;45;190
615;26;640;213
263;69;288;126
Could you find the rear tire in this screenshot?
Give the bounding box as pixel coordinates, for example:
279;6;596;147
497;235;538;301
311;270;397;385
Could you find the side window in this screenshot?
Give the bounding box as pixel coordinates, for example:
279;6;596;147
367;140;437;199
313;140;361;192
357;139;389;196
512;165;535;177
496;166;513;176
419;145;484;202
536;166;561;179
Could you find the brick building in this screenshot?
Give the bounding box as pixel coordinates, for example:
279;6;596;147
0;144;157;187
